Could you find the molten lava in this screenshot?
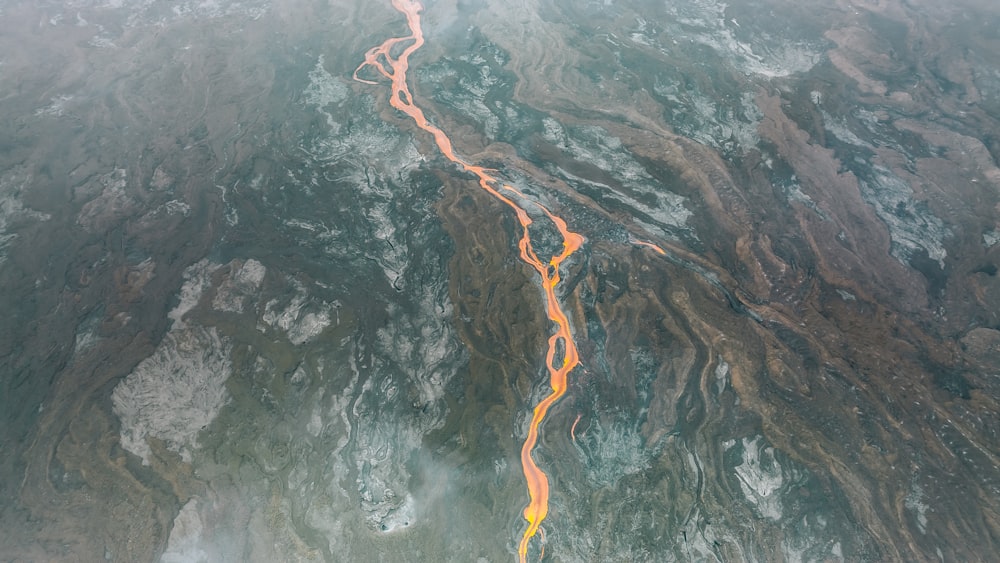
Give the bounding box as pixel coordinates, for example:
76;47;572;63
355;1;584;560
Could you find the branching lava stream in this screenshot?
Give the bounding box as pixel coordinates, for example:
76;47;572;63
354;1;583;560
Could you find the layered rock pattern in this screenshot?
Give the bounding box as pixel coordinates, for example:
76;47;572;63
0;0;998;561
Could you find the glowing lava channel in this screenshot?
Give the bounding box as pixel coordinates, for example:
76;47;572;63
355;1;583;560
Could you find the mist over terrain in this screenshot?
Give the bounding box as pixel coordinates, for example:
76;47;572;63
1;0;999;560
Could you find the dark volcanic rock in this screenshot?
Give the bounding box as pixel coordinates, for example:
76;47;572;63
1;0;999;561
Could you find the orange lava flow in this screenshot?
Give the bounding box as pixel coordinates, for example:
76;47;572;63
570;413;583;444
633;239;667;255
354;1;583;561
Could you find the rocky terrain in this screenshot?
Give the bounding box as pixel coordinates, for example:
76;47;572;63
1;0;998;561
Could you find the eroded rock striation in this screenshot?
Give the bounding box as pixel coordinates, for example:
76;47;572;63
0;0;998;560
